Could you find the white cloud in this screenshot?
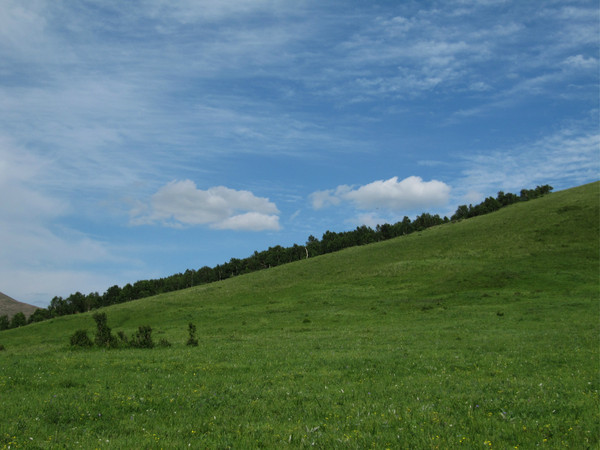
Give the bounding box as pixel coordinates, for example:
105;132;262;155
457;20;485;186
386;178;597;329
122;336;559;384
310;185;350;210
346;176;451;210
132;180;281;231
311;176;451;212
215;212;280;231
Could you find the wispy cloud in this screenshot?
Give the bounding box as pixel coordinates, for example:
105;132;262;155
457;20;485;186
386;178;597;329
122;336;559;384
0;139;131;306
146;0;297;24
312;1;598;115
456;125;600;202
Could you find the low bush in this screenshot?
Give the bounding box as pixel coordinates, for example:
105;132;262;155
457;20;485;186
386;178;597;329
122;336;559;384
117;330;129;346
158;338;172;347
66;314;174;350
130;325;154;348
93;312;116;348
186;322;198;347
70;330;93;348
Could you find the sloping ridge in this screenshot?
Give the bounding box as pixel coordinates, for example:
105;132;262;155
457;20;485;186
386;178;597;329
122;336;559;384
4;182;599;331
0;181;597;356
110;181;599;321
0;292;39;319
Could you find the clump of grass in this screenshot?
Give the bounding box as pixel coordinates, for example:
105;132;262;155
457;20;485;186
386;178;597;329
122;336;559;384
58;379;80;389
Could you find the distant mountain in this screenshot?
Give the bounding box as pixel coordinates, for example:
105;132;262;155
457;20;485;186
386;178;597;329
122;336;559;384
0;292;39;318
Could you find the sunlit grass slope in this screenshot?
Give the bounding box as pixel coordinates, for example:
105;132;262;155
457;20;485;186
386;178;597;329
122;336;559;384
1;182;598;449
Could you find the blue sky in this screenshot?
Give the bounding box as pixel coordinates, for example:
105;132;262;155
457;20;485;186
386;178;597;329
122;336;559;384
1;0;598;307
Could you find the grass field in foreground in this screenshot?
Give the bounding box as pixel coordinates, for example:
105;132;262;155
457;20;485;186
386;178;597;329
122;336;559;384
0;182;598;449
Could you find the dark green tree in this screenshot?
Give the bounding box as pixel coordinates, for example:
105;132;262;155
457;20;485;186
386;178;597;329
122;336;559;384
395;216;413;235
305;235;321;257
10;312;27;329
321;230;343;253
0;315;9;331
452;204;470;221
67;292;88;313
197;265;217;283
28;308;51;324
103;285;122;306
86;292;101;310
413;213;444;231
48;296;72;316
376;223;394;240
473;197;501;215
120;284;134;303
496;191;519;207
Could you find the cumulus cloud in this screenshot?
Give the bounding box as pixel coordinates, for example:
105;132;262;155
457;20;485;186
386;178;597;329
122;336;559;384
310;185;350;210
214;212;281;231
311;176;451;212
132;180;280;231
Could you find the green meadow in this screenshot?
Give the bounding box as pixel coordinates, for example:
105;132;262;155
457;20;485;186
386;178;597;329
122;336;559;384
1;182;598;449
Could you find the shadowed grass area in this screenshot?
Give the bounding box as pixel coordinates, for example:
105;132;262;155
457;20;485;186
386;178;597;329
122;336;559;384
0;182;598;448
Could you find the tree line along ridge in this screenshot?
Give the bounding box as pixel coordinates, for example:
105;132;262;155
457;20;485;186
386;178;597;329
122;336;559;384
0;185;553;330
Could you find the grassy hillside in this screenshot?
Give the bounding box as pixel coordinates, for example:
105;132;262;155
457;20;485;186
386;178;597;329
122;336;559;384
0;182;598;448
0;292;38;319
